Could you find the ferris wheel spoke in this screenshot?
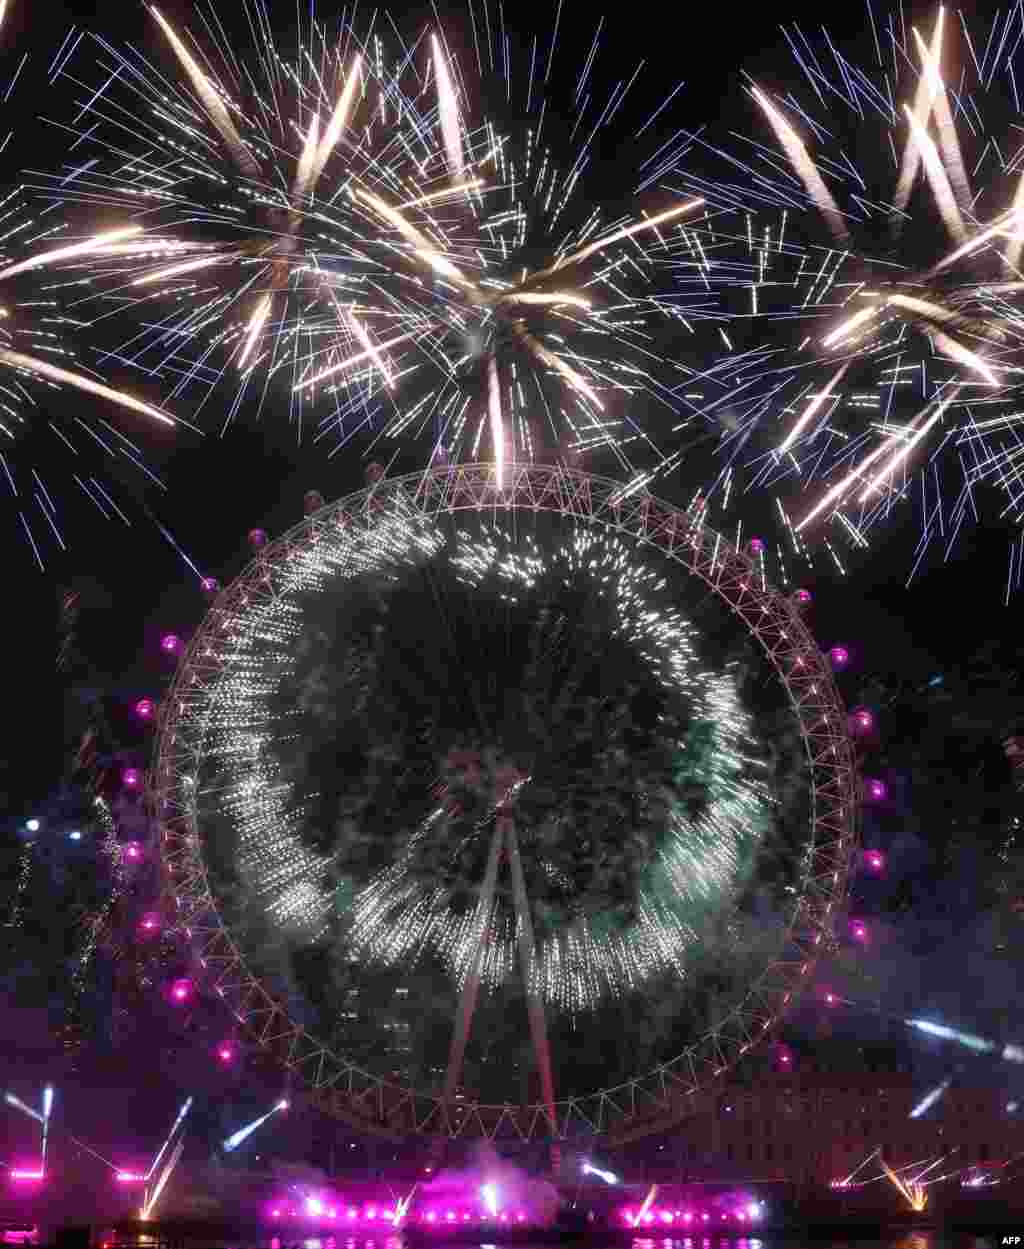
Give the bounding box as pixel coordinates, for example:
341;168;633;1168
504;816;559;1164
437;811;505;1140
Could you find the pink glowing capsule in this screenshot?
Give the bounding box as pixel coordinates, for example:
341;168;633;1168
160;633;182;655
170;977;193;1003
134;698;156;720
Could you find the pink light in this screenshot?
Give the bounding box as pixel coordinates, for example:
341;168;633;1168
824;990;838;1006
851;706;875;734
160;633;182;656
139;912;160;934
865;777;887;802
851;920;868;942
249;528;268;549
516;1213;526;1223
446;1210;456;1222
115;1172;146;1183
661;1211;674;1223
170;977;193;1003
499;1213;509;1224
366;1207;376;1220
134;698;156;720
749;538;765;554
701;1213;710;1221
122;842;143;862
122;768;141;789
217;1044;234;1063
794;588;812;606
271;1209;281;1219
347;1208;357;1220
683;1213;693;1223
425;1212;436;1224
9;1171;43;1182
865;849;886;872
828;645;850;669
201;577;219;596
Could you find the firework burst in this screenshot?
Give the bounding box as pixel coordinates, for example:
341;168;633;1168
664;5;1024;597
197;513;772;1016
0;34;188;569
44;1;706;471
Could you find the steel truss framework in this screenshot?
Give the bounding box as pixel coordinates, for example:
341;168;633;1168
151;462;859;1143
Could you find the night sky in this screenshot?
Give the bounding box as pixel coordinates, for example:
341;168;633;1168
1;0;1022;1175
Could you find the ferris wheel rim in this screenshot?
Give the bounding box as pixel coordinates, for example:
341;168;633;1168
150;461;859;1142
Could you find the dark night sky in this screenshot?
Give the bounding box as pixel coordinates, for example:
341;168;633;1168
0;0;1021;1174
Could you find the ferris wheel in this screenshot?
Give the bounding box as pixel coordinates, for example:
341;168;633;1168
151;462;858;1144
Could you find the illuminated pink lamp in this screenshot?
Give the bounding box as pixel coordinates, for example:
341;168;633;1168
824;990;838;1006
865;777;887;802
270;1209;281;1219
115;1172;146;1184
793;588;812;607
160;633;182;656
170;977;193;1003
216;1044;234;1063
122;768;142;789
850;706;875;734
425;1212;436;1224
701;1213;710;1221
201;577;219;596
347;1208;358;1220
850;920;868;942
139;912;161;935
122;842;143;862
516;1213;526;1223
749;538;765;554
683;1213;693;1223
864;849;886;873
828;645;850;669
9;1171;43;1182
445;1210;456;1222
134;698;156;721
